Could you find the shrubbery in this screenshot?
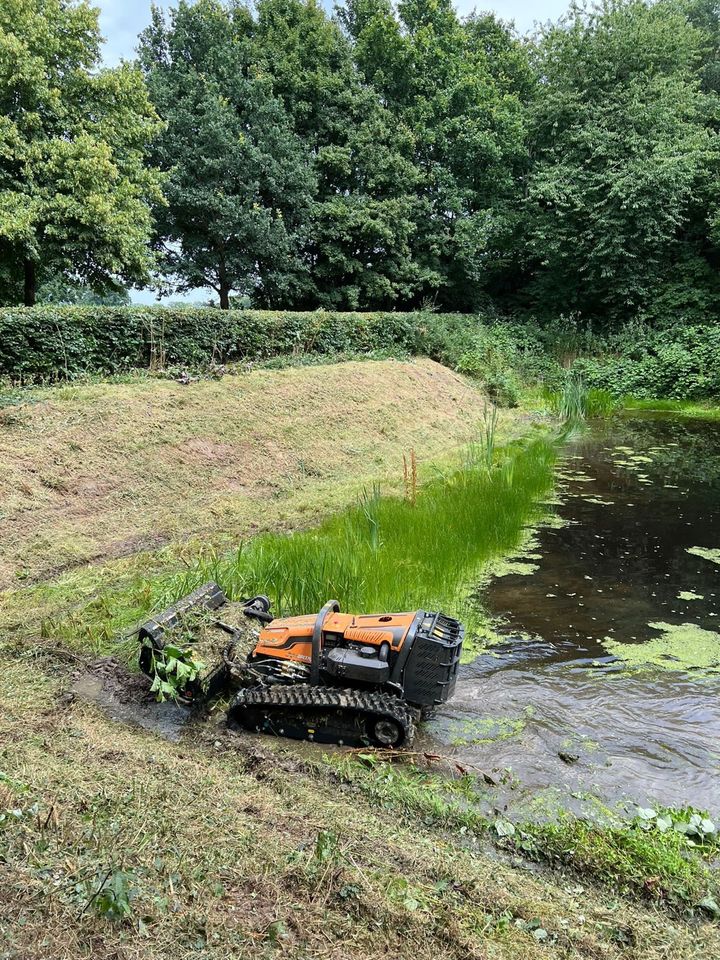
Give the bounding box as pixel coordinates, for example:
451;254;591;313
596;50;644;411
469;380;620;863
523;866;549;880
575;323;720;401
0;306;420;383
1;305;719;403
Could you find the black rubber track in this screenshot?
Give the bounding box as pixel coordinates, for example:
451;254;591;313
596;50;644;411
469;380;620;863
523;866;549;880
228;683;417;747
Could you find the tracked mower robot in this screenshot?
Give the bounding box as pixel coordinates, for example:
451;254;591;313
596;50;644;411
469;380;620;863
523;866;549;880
138;583;464;748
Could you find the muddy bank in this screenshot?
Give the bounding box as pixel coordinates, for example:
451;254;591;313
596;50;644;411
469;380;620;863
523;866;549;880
68;658;194;742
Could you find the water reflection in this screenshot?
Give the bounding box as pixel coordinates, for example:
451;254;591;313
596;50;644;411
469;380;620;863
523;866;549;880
428;414;720;812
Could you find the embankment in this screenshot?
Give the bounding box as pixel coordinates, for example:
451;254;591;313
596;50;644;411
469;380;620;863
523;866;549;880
0;358;483;588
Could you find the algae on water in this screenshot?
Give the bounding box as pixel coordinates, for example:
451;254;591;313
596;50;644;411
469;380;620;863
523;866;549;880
678;590;704;601
441;713;527;747
604;621;720;673
687;546;720;566
491;559;539;578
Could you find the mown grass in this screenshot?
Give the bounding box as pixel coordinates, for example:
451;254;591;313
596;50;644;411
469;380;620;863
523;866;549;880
0;358;486;586
156;433;557;631
2;648;718;960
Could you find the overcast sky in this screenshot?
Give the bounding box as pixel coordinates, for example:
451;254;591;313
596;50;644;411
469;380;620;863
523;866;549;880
98;0;570;65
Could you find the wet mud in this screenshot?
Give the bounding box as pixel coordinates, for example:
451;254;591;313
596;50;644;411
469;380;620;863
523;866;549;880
70;658;193;741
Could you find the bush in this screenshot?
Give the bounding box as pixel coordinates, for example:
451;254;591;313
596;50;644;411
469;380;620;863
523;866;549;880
456;351;521;407
572;323;720;401
0;305;560;388
0;306;422;383
2;305;719;403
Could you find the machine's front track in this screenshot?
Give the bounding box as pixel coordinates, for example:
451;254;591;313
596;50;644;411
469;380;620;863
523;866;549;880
228;683;418;747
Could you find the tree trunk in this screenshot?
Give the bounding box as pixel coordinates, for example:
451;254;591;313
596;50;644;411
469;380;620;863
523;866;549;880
219;281;230;311
23;259;36;307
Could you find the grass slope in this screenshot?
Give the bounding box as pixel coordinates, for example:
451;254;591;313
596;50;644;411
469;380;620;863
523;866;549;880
2;652;718;960
0;358;482;587
2;360;717;958
2;359;516;646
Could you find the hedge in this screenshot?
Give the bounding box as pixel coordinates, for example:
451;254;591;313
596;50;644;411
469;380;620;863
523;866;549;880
2;305;720;402
0;306;432;383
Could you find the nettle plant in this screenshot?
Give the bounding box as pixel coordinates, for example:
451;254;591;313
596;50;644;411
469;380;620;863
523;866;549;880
144;641;205;702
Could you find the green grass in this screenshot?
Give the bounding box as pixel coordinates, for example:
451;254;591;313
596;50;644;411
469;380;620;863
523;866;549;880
518;812;719;910
157;434;557;630
12;430;555;659
622;397;720;419
544;378;618;422
323;753;720;912
325;753;485;831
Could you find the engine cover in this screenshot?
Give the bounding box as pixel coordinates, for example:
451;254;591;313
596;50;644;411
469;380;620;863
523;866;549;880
324;645;391;684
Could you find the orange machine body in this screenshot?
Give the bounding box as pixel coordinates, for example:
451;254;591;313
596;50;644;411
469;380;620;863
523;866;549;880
251;611;418;665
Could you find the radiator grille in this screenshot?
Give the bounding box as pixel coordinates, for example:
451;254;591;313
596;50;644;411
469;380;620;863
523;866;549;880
402;612;463;707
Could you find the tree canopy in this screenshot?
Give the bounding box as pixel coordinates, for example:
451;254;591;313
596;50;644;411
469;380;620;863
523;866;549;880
1;0;719;324
0;0;163;305
139;0;315;308
525;0;720;324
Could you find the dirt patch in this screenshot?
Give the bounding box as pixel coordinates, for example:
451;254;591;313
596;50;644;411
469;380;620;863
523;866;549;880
174;437;244;464
0;359;486;586
68;657;192;742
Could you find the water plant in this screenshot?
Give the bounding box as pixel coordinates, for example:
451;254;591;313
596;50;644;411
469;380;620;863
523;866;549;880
144;642;205;702
545;376;617;422
160;435;557;630
603;622;720;675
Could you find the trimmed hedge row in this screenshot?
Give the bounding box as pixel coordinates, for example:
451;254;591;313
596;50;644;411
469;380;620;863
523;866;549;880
0;306;433;383
2;305;720;402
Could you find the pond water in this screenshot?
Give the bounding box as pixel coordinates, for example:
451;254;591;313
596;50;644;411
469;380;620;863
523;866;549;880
427;414;720;815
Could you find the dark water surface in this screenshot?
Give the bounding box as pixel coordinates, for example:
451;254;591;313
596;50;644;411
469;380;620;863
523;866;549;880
428;414;720;813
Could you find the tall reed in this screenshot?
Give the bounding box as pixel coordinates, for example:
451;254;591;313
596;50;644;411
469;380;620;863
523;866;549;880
161;434;557;628
546;376;617;423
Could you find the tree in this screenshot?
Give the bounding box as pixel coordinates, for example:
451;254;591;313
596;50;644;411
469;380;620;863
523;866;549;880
252;0;424;309
139;0;315;309
524;0;720;324
36;276;131;304
0;0;162;305
342;0;532;310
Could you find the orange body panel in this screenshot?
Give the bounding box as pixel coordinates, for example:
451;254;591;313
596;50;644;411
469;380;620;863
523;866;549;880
251;611;417;664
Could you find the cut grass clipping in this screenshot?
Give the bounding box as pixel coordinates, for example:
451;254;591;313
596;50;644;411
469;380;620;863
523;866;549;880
35;433;556;657
161;434;557;631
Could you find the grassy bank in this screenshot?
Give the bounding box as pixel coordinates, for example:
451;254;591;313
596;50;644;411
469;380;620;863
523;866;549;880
622;398;720;419
2;651;719;960
8;425;555;665
328;754;720;913
1;358;488;587
2;358;522;648
3;357;719;958
161;434;555;624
